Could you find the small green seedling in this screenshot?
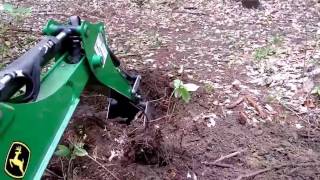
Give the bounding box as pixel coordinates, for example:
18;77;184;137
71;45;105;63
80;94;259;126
271;35;283;45
2;3;31;17
54;142;87;160
254;46;275;61
173;79;199;103
54;144;71;157
1;3;31;24
312;86;320;97
204;83;215;93
55;142;118;179
54;142;88;179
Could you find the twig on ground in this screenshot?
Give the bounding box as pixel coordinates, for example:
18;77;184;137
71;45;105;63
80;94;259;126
212;149;246;164
67;158;73;179
213;163;234;168
128;128;138;136
45;168;64;179
33;12;71;17
59;157;66;180
226;96;245;109
166;91;175;116
114;47;168;58
165;90;177;122
149;115;170;122
142;6;208;16
148;96;166;103
235;162;320;180
279;100;320;130
173;11;208;16
115;53;142;58
105;98;111;121
4;27;38;34
86;154;120;180
202;149;246;166
168;102;176;122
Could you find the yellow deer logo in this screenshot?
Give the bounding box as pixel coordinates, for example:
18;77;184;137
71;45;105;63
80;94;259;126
5;142;30;178
9;146;25;174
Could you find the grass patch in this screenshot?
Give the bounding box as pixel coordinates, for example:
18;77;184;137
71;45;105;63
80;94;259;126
271;35;283;46
253;35;282;61
254;46;275;61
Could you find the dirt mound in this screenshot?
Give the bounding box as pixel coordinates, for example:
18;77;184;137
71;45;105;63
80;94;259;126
122;128;168;166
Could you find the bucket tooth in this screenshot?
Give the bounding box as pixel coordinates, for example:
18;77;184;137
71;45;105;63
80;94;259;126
131;75;141;94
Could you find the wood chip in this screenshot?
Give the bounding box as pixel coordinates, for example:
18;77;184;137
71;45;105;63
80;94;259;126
226;96;245;109
245;95;267;119
238;111;248;125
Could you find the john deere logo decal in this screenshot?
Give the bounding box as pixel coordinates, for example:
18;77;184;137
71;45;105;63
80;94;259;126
5;142;30;178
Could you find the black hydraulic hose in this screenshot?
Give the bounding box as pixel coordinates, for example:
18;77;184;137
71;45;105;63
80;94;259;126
0;31;68;102
0;31;67;78
68;16;82;64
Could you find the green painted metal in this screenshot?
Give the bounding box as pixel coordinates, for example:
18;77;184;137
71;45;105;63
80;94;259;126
0;18;137;179
43;19;135;100
80;21;134;100
0;55;89;179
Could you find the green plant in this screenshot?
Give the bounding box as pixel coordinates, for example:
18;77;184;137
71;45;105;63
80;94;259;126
0;3;32;66
253;35;283;61
25;36;37;44
271;35;283;45
254;46;275;61
173;79;199;103
54;142;87;159
204;83;215;93
266;94;276;103
54;142;119;179
0;43;9;59
54;142;87;179
1;3;31;22
312;86;320;96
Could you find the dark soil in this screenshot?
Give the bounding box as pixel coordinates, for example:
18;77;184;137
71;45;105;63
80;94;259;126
42;70;320;180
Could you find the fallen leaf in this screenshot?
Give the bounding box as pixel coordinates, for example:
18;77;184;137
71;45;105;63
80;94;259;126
184;83;200;92
295;124;304;129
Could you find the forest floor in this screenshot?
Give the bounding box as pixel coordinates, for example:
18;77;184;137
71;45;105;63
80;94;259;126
1;0;320;179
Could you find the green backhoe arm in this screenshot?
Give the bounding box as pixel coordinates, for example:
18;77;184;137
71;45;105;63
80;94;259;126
0;16;145;179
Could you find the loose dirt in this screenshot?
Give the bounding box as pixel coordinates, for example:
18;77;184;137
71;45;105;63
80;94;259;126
43;70;320;180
